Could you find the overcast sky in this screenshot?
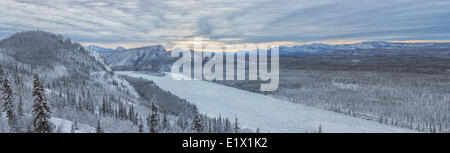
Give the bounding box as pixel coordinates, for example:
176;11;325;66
1;0;450;49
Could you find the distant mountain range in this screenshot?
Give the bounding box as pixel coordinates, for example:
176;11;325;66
279;41;450;55
89;41;450;57
87;45;126;53
87;41;450;72
88;45;176;72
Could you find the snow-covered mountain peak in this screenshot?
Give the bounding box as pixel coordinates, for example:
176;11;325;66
100;45;175;72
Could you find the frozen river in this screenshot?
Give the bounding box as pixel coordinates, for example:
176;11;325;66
117;71;413;133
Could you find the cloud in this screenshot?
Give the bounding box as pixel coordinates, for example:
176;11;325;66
195;17;213;36
1;0;449;48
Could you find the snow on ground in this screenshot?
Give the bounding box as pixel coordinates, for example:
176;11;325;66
90;71;140;98
332;82;359;90
50;117;96;133
86;47;112;72
117;71;415;133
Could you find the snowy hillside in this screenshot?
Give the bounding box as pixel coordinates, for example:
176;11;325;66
101;45;175;72
0;31;141;133
117;71;414;133
0;31;240;133
51;117;96;133
87;45;126;58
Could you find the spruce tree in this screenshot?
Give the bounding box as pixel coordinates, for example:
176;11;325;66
162;109;168;131
70;122;76;133
192;113;203;133
146;113;151;132
0;64;5;85
32;73;52;133
128;105;134;123
73;119;79;130
2;77;17;130
17;95;24;116
183;116;189;129
138;117;144;133
0;64;4;119
224;118;231;133
208;119;212;133
96;119;103;133
118;102;125;119
149;97;159;133
212;118;218;133
191;105;203;133
216;115;222;133
101;96;107;115
233;116;239;133
177;116;185;130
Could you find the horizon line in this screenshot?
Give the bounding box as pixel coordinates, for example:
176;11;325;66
80;40;450;52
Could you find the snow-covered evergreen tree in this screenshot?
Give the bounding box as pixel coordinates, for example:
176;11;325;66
2;77;17;131
96;118;103;133
212;118;218;133
149;97;159;133
128;105;136;124
233;115;239;133
138;117;144;133
177;116;185;130
0;65;5;85
192;113;203;133
32;73;52;133
224;118;231;133
216;115;223;133
161;109;168;131
0;65;4;119
70;122;76;133
17;95;23;116
73;119;79;130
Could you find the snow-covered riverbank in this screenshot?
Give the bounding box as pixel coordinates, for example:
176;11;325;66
117;71;414;133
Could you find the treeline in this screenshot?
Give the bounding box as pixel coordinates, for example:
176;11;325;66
97;91;242;133
122;75;243;133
